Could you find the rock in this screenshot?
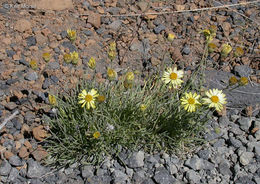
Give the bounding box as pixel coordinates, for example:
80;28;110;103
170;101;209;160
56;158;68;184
112;170;128;183
27;159;47;178
24;72;38;81
185;170;201;184
4;102;17;110
32;146;48;161
235;176;255;184
182;45;190;55
26;36;36;47
42;78;52;89
9;155;23;166
137;1;149;12
47;62;60;70
234;65;252;77
153;167;175;184
228;137;243;148
239;152;254;166
8;168;19;181
197;150;210;160
107;20;122;31
218;161;232;176
154;24;166;34
61;41;77;52
81;165;94;178
0;160;12;176
14;19;31;32
184;156;204;171
237;117;252;131
6;50;15;58
88;12;101;28
168;164;178;175
127;151;144;168
132;170;146;183
24;111;35;123
32;125;49;141
33;0;73;11
203;160;215;170
19;146;29;158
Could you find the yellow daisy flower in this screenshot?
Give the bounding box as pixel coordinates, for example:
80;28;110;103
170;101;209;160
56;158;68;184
67;29;77;41
78;89;99;109
203;89;227;111
162;67;184;88
107;68;117;81
181;92;201;112
239;77;248;86
140;104;147;112
88;57;96;70
93;131;101;139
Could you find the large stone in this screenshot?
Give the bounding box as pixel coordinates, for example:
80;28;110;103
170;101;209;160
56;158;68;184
14;19;31;32
31;0;73;11
88;12;101;28
184;156;204;171
27;159;47;178
0;160;11;176
127;151;144;168
153;167;176;184
239;152;254;166
185;170;201;184
237;117;252;131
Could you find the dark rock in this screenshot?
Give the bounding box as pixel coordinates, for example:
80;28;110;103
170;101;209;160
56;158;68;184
96;27;105;35
107;7;120;15
6;78;19;85
54;48;60;54
24;72;38;81
204;130;223;141
83;30;93;36
19;59;29;66
185;170;201;184
0;160;12;176
24;111;35;123
42;78;52;89
60;31;67;39
182;46;190;55
228;137;243;148
235;176;255;184
9;155;23;166
108;20;122;31
61;41;77;52
154;24;166;34
6;50;15;58
218;161;232;176
4;102;17;110
27;159;47;178
50;75;59;84
153;167;175;184
26;36;36;47
132;170;146;183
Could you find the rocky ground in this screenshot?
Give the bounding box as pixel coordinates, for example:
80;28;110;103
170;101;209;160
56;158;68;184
0;0;259;183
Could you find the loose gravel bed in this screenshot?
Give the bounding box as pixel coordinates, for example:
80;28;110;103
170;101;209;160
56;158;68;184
0;0;259;183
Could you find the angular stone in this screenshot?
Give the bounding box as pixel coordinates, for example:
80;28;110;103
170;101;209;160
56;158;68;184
218;161;232;176
153;167;175;184
14;19;31;32
27;159;47;178
9;155;23;166
24;72;38;81
234;65;252;77
112;170;128;183
127;151;144;168
8;168;19;181
238;117;252;131
0;160;11;176
33;0;73;11
184;156;204;170
81;165;94;178
88;12;101;28
186;170;201;184
239;152;254;166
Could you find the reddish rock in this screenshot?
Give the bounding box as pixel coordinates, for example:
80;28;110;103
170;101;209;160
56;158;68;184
33;0;73;11
87;12;101;28
14;19;32;33
24;140;32;150
4;151;14;160
19;146;29;159
32;146;48;161
32;125;49;141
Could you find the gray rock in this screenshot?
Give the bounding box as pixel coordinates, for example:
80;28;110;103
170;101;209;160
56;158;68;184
238;117;252;131
218;161;232;176
168;164;178;175
25;72;38;81
81;165;94;178
126;167;134;178
9;155;23;166
182;46;190;55
6;50;15;58
153;167;175;184
24;111;35;123
204;130;223;141
27;159;47;178
142;178;156;184
228;137;243;148
42;78;51;89
234;65;252;77
185;170;201;184
83;30;93;36
239;152;254;166
235;176;255;184
184;156;204;170
8;168;19;181
253;142;260;156
130;41;143;52
127;151;144;168
61;41;77;52
108;20;122;31
0;160;12;176
154;24;166;34
26;36;36;47
203;160;215;170
112;170;128;183
47;62;60;70
132;170;145;183
213;139;225;148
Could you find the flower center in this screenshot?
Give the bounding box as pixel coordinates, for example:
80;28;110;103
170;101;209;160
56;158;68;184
188;98;195;105
211;96;219;103
85;94;93;102
170;72;177;80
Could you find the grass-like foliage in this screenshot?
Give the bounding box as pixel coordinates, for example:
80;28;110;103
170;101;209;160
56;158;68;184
45;67;223;166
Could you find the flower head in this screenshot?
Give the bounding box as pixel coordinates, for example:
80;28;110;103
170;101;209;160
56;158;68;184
234;47;244;57
124;80;133;89
162;67;184;89
78;89;99;109
109;41;116;51
221;44;232;57
229;76;238;86
67;29;77;41
108;50;117;61
181;92;201;112
93;131;100;139
29;60;38;70
88;57;96;70
64;53;72;63
202;29;213;42
70;51;79;65
42;52;51;62
125;72;135;83
203;89;227;111
208;42;217;53
239;77;248;86
48;94;57;106
107;68;117;81
140;104;147;112
167;33;175;41
97;95;105;103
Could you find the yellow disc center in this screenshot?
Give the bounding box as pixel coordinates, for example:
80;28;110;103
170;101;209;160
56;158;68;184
211;96;219;103
170;72;177;80
188;98;195;104
85;94;93;102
